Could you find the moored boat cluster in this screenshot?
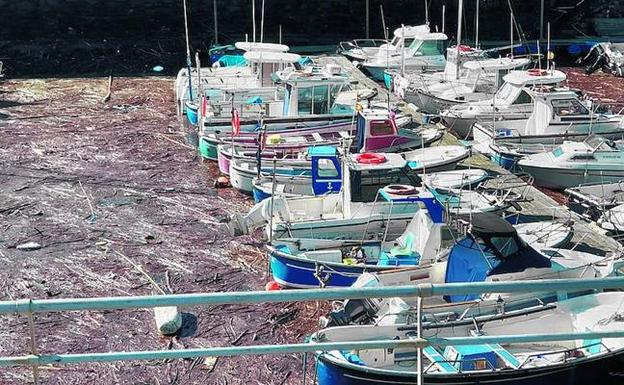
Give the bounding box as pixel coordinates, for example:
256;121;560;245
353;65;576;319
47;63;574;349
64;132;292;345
175;17;624;382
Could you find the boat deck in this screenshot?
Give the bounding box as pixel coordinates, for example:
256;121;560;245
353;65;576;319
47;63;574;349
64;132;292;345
321;55;622;256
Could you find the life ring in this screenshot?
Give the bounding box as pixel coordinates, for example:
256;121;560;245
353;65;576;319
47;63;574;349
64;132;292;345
355;153;387;164
527;69;547;76
458;45;473;52
383;184;417;195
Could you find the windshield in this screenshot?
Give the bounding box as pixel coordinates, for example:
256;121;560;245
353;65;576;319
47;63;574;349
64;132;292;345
417;40;446;56
490;236;520;259
495;82;516;102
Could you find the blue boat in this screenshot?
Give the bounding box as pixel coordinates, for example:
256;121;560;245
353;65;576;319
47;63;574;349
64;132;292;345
185;100;199;126
266;208;445;288
313;291;624;385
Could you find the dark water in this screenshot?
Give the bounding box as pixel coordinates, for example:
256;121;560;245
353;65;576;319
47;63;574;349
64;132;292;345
0;0;616;77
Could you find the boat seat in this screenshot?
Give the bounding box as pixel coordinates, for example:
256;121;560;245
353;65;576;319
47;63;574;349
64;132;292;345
488;344;521;369
422;346;458;373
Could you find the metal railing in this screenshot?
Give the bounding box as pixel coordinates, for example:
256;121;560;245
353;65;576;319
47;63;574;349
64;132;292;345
2;277;624;384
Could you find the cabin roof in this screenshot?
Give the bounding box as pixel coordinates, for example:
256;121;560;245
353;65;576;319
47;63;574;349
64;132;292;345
463;57;531;71
503;69;567;86
346;152;406;171
465;213;516;237
392;25;430;38
234;42;289;52
307;146;337;157
243;51;301;64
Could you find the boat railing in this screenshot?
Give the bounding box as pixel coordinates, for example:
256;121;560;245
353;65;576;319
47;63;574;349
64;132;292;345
3;278;624;384
517;341;612;369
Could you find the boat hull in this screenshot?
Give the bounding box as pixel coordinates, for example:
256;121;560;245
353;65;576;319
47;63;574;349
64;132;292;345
519;165;624;190
317;350;624;385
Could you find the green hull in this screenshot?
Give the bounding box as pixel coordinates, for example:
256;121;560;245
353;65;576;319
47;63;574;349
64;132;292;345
199;137;218;160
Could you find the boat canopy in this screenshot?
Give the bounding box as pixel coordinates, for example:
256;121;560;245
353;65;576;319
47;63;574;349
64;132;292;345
234;42;289;52
503;69;567;86
243;51;301;64
463;57;531;71
444;213;551;302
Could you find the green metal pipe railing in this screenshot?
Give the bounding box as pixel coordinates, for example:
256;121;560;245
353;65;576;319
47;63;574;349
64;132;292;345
1;277;623;314
3;330;624;367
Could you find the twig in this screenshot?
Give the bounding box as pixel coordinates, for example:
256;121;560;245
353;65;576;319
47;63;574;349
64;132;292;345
77;180;96;220
102;73;113;103
112;249;166;295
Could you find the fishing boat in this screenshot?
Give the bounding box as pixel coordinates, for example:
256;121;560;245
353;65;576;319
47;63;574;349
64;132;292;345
517;135;624;190
401;56;531;115
197;64;376;159
439;69;567;139
337;38;390;63
266;209;445;288
566;180;624;221
472;79;624;155
175;45;300;117
323;212;609;323
313;291;624;385
253;165;487;203
360;25;447;81
215;109;440;175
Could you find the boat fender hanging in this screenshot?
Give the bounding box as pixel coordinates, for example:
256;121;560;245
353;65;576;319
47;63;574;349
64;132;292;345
527;69;547;76
355;153;387;164
383;184;417;195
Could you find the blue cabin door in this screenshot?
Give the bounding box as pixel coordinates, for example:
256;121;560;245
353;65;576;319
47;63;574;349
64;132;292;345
312;156;342;195
355;113;366;152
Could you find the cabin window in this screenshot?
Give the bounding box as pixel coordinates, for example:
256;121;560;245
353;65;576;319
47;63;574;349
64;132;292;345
312;85;329;115
316;158;339;178
495;82;514;101
552;99;589;116
370;120;395;136
418;40;445;56
570;154;596;161
490;237;519;258
512;90;532;105
552;147;564;158
402;38;415;48
297;87;313;115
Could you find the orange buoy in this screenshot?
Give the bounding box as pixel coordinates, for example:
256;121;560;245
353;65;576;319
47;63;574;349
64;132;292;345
214;176;231;188
355;152;387;164
265;280;281;291
383;184;418;195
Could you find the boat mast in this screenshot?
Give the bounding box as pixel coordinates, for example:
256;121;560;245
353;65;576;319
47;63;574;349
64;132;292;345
456;0;464;80
213;0;219;45
260;0;265;43
380;4;387;40
181;0;193;102
474;0;479;49
510;11;514;59
366;0;370;39
442;4;446;33
424;0;429;25
252;0;256;42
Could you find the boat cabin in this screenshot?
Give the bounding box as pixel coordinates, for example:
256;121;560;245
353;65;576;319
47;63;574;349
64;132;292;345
492;69;567;109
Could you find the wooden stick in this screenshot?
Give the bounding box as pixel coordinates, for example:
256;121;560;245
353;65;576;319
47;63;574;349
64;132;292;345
102;73;113;103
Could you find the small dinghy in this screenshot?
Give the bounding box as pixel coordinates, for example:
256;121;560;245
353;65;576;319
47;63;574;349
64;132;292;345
313;291;624;385
513;220;574;250
421;169;489;190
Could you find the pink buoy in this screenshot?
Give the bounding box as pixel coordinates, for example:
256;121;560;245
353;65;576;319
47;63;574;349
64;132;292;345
265;281;281;291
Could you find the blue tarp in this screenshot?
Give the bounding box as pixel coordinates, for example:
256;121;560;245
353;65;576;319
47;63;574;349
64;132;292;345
444;238;493;303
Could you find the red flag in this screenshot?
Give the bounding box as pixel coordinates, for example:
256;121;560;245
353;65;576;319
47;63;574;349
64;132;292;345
201;95;208;117
231;108;241;136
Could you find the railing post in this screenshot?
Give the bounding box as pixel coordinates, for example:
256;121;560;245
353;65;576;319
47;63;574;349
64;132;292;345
27;300;40;385
416;295;423;385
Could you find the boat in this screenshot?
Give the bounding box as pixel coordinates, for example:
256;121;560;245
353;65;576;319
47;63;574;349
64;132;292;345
472;77;624;155
517;135;624;190
266;209;445;288
216;109;441;175
197;64;377;160
337;38;390;63
566;180;624;221
323;212;611;322
313;291;624;385
401;56;532;115
360;25;447;81
439;69;567;139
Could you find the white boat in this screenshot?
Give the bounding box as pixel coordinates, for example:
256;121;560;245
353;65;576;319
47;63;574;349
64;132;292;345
472;77;624;155
337;26;420;63
313;292;624;385
518;136;624;190
399;56;531;114
439;69;567;139
421;168;489;189
360;25;447;81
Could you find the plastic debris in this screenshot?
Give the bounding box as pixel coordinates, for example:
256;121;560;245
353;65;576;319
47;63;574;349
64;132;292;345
16;241;42;251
